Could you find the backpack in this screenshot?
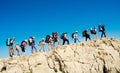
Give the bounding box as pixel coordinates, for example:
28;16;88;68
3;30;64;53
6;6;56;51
52;32;55;37
82;31;86;37
21;41;27;47
98;25;103;32
71;33;75;38
6;38;11;46
61;33;65;39
28;39;32;46
45;35;50;43
91;30;96;34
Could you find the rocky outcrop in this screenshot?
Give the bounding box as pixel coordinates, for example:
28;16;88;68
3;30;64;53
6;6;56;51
0;38;120;73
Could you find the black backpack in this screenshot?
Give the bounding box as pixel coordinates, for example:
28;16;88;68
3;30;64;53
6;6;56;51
61;33;65;39
98;25;103;32
45;35;50;43
71;33;75;38
82;31;86;37
52;32;55;38
90;30;96;34
28;40;32;46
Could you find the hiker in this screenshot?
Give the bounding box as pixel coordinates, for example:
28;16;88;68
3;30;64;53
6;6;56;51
82;30;91;41
45;35;53;51
90;26;98;40
20;40;27;56
52;32;60;47
15;43;20;56
61;33;69;45
6;37;15;57
72;31;80;43
28;36;37;53
38;38;45;52
98;24;106;38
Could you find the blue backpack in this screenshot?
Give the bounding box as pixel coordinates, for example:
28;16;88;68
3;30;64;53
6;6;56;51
6;38;11;46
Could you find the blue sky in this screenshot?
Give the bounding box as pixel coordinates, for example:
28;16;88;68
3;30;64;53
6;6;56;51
0;0;120;58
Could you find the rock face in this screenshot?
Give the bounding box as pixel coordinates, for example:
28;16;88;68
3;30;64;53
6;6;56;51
0;38;120;73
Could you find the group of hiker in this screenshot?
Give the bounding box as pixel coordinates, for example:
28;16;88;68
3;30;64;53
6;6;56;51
6;24;106;57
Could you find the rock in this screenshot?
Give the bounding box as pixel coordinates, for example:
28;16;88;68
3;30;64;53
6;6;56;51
0;59;4;72
0;38;120;73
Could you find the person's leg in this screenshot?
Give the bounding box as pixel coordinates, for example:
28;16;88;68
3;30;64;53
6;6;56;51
89;36;91;40
9;46;14;57
53;40;55;47
21;47;25;56
34;45;37;52
103;31;106;37
9;46;12;57
74;38;76;43
95;34;98;40
48;43;50;51
31;46;33;53
94;34;95;39
17;50;20;56
85;36;87;41
68;40;69;44
43;45;45;52
54;42;55;47
101;32;103;38
63;39;65;45
23;47;26;56
58;40;60;46
11;47;14;56
66;39;69;44
76;38;79;42
39;46;42;52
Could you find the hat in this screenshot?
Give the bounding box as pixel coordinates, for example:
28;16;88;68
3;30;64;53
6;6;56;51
24;40;28;42
41;38;44;40
75;31;78;33
30;36;33;39
41;38;44;41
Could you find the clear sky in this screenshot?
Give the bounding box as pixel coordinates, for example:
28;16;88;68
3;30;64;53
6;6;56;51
0;0;120;58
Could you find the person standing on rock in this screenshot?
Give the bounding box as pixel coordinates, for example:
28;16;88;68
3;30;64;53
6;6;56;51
98;24;106;38
82;30;91;41
20;40;27;56
15;43;20;56
6;37;15;57
52;32;60;47
38;38;45;52
71;31;80;43
28;36;37;53
61;33;69;45
45;35;53;51
90;26;98;40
